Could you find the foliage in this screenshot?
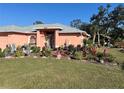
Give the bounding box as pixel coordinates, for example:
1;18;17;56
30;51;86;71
89;46;97;56
22;44;31;56
80;23;91;35
87;54;96;61
96;52;104;61
108;4;124;41
86;39;92;46
14;46;24;57
70;19;83;29
98;48;124;63
105;54;115;63
33;20;44;25
41;46;51;57
14;50;24;57
120;62;124;70
0;48;4;57
30;46;41;53
73;52;82;60
68;44;76;55
97;52;104;59
90;5;109;46
83;39;87;46
3;45;11;56
76;44;81;51
70;4;124;46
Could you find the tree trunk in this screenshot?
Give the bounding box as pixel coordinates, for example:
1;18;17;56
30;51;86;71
97;31;100;47
93;32;96;45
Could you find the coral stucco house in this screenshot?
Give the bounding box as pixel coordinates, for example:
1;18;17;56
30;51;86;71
0;23;90;49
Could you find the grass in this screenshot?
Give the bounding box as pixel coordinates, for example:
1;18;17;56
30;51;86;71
0;57;124;89
97;48;124;63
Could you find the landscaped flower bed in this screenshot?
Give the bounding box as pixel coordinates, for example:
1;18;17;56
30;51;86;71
0;44;118;67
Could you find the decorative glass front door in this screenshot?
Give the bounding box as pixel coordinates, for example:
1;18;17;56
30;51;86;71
45;32;55;49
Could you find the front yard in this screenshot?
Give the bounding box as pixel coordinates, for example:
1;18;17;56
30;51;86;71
97;48;124;63
0;56;124;88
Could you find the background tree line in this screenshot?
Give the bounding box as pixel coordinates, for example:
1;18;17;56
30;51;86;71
70;4;124;46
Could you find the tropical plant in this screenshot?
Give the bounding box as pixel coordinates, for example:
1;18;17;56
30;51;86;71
30;46;41;53
3;45;11;56
87;54;96;61
76;44;81;51
14;46;24;57
96;52;104;60
73;52;82;60
68;44;76;55
0;48;4;57
105;54;115;63
41;46;51;57
14;50;24;57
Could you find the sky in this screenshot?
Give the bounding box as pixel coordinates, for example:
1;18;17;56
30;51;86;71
0;3;123;26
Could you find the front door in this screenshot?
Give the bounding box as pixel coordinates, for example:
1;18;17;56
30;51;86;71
46;32;55;49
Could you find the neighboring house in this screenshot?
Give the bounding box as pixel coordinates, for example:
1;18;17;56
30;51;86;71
0;23;90;49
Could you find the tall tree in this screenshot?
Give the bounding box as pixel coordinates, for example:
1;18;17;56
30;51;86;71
33;21;44;25
70;19;82;29
70;19;91;34
108;4;124;41
90;4;110;46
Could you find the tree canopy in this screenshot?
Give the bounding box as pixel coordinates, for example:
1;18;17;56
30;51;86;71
70;4;124;46
33;21;44;25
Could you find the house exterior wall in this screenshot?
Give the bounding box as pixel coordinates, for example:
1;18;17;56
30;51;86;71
36;30;46;48
0;30;88;49
0;32;35;49
8;33;29;46
0;33;8;49
55;31;86;47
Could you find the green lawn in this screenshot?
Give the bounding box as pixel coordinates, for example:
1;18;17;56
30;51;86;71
0;57;124;89
97;48;124;63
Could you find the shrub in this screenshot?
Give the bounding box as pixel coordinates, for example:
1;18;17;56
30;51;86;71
82;46;87;57
14;50;24;57
41;46;51;57
97;52;103;59
87;54;96;61
68;44;75;51
68;44;76;55
76;44;81;51
83;39;87;46
0;52;4;57
89;46;97;56
120;62;124;70
3;46;11;56
86;39;92;46
0;48;2;52
96;52;104;62
30;46;40;53
22;44;31;56
74;52;82;60
0;48;4;57
14;46;24;57
106;54;115;63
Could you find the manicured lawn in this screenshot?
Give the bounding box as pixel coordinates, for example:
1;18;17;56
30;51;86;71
97;48;124;63
0;57;124;89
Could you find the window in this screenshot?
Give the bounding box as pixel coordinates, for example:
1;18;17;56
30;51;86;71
30;35;36;45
